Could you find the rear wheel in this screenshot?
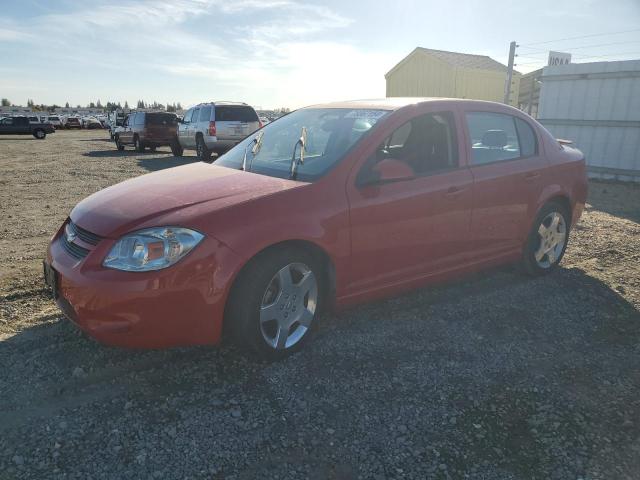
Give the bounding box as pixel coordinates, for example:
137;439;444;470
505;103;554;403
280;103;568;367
33;129;46;139
522;201;570;276
227;248;325;360
134;136;145;153
171;141;183;157
196;135;211;161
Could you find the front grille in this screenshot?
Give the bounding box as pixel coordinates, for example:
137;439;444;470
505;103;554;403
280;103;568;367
68;220;103;245
60;237;90;259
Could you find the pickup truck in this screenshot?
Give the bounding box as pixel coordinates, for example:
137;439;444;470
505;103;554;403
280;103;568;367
0;116;55;139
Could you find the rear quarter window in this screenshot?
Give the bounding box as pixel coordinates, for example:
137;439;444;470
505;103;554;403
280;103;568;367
215;106;259;122
515;117;537;157
199;106;212;122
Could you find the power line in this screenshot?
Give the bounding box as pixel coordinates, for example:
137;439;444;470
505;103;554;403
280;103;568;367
520;28;640;47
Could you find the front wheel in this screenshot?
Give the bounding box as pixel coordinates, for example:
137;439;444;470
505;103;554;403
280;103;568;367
115;135;125;151
33;129;46;139
171;141;183;157
522;201;570;276
227;249;325;360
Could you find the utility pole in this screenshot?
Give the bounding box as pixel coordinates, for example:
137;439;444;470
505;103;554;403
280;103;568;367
503;41;517;104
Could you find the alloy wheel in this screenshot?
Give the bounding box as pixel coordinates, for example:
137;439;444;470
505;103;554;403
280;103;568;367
534;211;567;268
259;263;318;350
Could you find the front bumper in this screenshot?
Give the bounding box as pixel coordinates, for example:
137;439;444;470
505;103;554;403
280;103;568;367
45;222;239;349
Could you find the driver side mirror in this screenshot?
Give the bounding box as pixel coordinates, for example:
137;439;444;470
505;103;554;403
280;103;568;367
360;158;415;186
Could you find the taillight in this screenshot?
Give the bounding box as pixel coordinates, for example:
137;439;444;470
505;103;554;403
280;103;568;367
208;121;216;136
258;120;263;129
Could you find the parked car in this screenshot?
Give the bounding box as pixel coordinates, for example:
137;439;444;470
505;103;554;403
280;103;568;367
176;102;261;160
65;117;82;129
0;115;55;138
44;98;587;359
46;115;63;129
113;112;179;153
83;117;103;129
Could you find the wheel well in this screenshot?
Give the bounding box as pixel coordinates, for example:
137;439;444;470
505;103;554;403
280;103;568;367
546;195;572;223
230;240;336;311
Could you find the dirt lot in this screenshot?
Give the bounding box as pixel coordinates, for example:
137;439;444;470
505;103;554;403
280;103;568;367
1;129;639;479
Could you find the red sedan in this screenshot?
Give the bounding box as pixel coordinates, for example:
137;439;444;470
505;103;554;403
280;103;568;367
45;99;587;358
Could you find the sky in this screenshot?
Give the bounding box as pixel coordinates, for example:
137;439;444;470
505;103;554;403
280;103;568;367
1;0;639;110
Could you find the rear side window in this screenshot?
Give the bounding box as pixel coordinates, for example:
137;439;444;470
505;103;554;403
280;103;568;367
135;113;145;125
145;113;177;125
215;106;259;122
466;112;521;165
515;117;537;157
199;106;212;122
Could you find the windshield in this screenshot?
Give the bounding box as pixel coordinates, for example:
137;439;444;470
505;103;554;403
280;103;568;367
216;108;389;181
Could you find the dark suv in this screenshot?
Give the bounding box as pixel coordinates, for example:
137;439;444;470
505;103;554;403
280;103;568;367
114;112;180;153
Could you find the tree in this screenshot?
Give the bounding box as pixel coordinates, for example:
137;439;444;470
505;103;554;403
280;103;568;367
1;98;10;106
89;102;96;108
96;99;102;109
124;101;129;110
176;102;182;110
65;102;70;108
136;100;145;109
27;99;35;108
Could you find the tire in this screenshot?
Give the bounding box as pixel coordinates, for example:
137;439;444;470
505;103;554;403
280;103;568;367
521;201;571;276
115;135;125;151
134;136;145;153
171;141;183;157
196;135;211;161
226;248;326;360
33;129;46;139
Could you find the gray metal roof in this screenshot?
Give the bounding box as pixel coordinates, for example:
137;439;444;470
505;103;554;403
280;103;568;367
386;47;512;77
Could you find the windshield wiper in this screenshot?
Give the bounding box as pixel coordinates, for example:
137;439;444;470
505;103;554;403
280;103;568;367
289;126;307;180
241;130;264;172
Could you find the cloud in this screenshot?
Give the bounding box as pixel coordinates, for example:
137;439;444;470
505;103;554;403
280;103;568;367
0;0;386;108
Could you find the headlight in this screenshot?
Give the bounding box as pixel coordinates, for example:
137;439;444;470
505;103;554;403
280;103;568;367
103;227;204;272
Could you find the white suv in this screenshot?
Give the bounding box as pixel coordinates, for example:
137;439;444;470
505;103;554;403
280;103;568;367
176;102;261;160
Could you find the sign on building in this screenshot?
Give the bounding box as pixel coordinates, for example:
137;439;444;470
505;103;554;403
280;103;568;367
548;51;572;66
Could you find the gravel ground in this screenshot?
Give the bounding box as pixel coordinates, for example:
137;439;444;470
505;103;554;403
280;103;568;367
1;130;639;479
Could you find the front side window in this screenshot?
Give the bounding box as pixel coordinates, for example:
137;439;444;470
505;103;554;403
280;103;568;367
371;111;458;176
216;108;389;181
183;109;193;123
191;108;200;123
466;112;526;165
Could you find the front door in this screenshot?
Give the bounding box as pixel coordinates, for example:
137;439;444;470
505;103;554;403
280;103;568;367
346;109;474;294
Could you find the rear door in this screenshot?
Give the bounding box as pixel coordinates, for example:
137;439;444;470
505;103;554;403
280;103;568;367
215;105;260;141
178;108;192;147
186;108;200;148
463;110;547;261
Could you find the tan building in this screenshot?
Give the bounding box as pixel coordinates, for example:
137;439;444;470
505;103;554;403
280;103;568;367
385;47;520;106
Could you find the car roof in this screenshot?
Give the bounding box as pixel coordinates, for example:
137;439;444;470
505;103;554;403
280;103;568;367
303;97;515;112
193;101;250;107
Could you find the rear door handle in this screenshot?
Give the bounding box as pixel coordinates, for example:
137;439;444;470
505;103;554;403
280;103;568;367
524;172;541;182
444;186;465;198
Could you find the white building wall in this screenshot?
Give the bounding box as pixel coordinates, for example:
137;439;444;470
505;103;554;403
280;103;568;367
538;60;640;182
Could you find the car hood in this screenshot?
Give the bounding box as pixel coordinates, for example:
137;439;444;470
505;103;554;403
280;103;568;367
70;162;305;238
